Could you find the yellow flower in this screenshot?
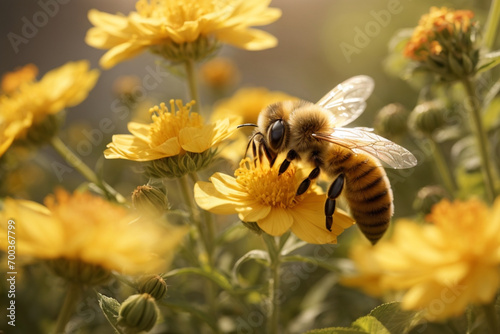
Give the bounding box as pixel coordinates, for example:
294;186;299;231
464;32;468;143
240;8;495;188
105;99;235;161
85;0;281;69
0;189;186;280
211;87;297;163
404;7;475;62
343;198;500;321
0;61;99;157
1;64;38;94
200;57;240;89
194;157;354;244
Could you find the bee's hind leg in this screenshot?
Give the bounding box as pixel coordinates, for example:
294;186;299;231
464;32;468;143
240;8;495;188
324;174;345;231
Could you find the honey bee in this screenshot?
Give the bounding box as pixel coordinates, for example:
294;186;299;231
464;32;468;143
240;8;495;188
239;76;417;244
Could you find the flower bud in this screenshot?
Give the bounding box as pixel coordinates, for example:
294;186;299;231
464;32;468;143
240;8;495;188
373;103;409;139
408;101;447;136
413;185;449;214
118;293;159;334
145;149;218;179
138;275;168;300
132;185;169;216
24;112;65;146
46;258;111;286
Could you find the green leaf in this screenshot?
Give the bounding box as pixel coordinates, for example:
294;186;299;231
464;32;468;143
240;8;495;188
305;327;367;334
96;292;123;334
368;302;424;333
232;249;270;283
477;50;500;73
164;267;233;291
353;316;390;334
483;97;500;131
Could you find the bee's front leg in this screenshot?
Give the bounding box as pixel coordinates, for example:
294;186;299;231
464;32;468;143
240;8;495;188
325;174;345;231
278;149;299;174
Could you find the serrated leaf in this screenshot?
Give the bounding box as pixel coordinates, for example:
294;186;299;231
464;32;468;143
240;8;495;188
353;316;391;334
305;327;367;334
477;50;500;73
232;249;270;284
96;292;123;334
369;302;424;334
164;267;233;291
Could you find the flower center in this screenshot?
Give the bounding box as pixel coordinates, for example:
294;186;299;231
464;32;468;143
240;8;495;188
235;158;304;208
148;100;203;147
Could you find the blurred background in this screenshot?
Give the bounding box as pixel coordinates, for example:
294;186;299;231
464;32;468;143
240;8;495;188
0;1;498;333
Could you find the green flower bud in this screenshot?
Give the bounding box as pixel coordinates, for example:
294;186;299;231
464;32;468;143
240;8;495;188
149;36;220;63
118;293;159;334
408;101;447;136
373;103;409;139
138;275;168;300
145;149;218;179
132;185;169;216
46;258;111;286
241;221;264;236
413;185;449;214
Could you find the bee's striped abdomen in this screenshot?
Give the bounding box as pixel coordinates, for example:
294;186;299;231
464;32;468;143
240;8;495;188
326;148;393;244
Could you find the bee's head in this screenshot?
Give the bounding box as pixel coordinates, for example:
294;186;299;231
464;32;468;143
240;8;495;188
257;101;294;153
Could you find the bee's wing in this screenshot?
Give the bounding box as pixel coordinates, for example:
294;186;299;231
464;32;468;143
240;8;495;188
316;75;374;127
313;128;418;169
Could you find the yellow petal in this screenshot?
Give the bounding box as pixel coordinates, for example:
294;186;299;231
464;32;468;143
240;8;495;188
257;207;293;236
216;28;278;50
99;42;148;69
179;125;214;153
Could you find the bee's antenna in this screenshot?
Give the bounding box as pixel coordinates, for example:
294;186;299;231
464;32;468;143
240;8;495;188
238;123;258;129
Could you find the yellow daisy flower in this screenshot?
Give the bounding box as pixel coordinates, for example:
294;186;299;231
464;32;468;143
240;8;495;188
343;198;500;321
0;61;99;157
1;63;38;94
194;157;354;244
105;99;236;177
0;189;186;283
85;0;282;69
211;87;297;163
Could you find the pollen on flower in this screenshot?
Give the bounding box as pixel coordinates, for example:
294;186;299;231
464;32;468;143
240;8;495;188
148;99;202;147
235;158;304;208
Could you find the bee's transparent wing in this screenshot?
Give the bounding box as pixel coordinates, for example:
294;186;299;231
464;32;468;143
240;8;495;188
316;75;375;127
313;128;417;169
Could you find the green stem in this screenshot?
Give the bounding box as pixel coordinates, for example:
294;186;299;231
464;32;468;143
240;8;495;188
262;234;281;334
461;78;497;203
53;284;81;334
177;175;204;253
482;301;500;334
50;136;126;204
190;172;216;264
427;137;457;197
184;59;201;114
483;0;500;50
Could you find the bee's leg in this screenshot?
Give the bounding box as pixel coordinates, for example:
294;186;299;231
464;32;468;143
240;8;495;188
279;149;299;175
296;167;321;196
324;174;345;231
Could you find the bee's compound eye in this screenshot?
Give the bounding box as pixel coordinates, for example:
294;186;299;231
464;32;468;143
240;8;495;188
269;120;285;150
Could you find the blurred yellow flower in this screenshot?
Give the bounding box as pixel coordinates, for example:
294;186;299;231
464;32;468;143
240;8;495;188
86;0;281;69
404;7;475;61
200;57;240;90
0;189;186;279
211;87;297;163
1;63;38;94
105;99;236;161
0;61;99;157
343;198;500;320
194;157;354;244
